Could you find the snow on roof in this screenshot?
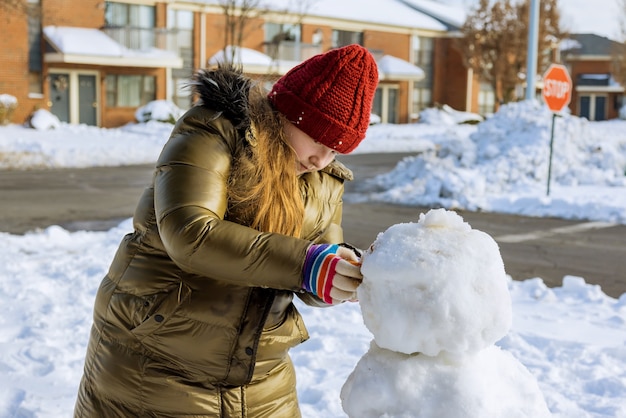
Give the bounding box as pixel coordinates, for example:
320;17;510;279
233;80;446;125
282;0;448;31
209;46;273;67
43;26;183;68
44;26;126;56
377;54;425;81
559;38;583;51
186;0;450;31
400;0;467;28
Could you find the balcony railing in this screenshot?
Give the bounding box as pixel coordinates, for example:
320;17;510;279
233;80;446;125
102;26;192;53
263;40;322;62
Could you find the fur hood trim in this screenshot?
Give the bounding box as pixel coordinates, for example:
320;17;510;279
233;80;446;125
190;65;252;133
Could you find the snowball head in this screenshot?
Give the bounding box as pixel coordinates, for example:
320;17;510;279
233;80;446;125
358;208;512;356
340;341;551;418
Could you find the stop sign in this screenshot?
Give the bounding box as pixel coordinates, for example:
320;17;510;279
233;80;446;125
542;64;572;112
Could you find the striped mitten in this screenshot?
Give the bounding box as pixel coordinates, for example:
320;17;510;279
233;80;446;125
302;244;362;304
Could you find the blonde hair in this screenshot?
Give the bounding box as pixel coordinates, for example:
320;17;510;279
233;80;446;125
226;83;304;237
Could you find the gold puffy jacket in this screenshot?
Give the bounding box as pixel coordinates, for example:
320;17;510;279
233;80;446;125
74;74;353;417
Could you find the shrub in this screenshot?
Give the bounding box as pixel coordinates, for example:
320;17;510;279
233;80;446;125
0;94;18;125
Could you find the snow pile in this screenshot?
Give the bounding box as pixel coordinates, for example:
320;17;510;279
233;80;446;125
0;120;173;169
341;209;550;417
419;104;484;125
471;101;625;189
368;101;626;218
28;109;61;130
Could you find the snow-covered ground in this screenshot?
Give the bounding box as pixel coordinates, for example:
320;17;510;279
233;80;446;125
1;101;625;417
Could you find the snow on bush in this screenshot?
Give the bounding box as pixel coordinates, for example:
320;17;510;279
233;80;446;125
135;100;184;124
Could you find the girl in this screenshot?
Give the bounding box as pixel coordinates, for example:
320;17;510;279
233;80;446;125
75;44;379;417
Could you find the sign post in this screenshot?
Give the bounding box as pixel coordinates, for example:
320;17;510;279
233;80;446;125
541;64;572;196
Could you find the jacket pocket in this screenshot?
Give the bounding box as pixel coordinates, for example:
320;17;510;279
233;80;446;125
130;281;191;340
253;304;309;379
259;303;309;353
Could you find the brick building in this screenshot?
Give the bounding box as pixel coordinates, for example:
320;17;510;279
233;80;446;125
560;33;625;121
0;0;478;128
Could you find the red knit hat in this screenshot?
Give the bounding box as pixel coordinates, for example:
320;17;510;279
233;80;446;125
268;44;379;154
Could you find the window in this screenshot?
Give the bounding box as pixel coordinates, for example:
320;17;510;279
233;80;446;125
331;30;363;48
412;84;432;116
412;36;433;68
172;77;192;110
105;75;155;107
167;9;193;50
411;36;434;117
478;83;496;116
29;72;43;97
265;22;301;43
105;2;155;28
28;0;42;95
264;22;302;60
104;2;156;50
168;9;194;110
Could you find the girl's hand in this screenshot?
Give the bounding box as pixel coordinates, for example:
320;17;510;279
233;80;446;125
302;244;363;304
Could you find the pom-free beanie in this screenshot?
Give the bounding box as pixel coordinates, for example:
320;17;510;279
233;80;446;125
268;44;379;154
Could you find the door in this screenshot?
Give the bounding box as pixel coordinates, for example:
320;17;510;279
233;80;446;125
594;96;607;121
79;75;97;125
579;96;590;120
387;88;398;123
49;73;70;123
579;94;607;121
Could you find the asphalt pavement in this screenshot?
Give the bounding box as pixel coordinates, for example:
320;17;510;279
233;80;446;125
1;153;624;298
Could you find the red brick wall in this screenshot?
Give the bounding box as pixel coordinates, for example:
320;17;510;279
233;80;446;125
42;0;103;28
204;13;225;63
433;37;471;112
364;30;410;61
0;5;33;124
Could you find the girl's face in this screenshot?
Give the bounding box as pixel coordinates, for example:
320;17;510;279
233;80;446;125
285;122;338;176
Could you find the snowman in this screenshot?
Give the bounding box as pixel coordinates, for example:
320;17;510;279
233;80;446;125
340;208;551;418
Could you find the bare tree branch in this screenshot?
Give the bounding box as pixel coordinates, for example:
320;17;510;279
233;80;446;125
216;0;317;67
217;0;269;64
457;0;564;109
0;0;30;16
612;0;626;85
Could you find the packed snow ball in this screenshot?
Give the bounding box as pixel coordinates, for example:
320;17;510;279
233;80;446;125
340;341;552;418
358;208;512;356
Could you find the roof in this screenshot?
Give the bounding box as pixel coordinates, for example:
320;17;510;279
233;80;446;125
560;33;623;56
209;46;425;82
189;0;451;32
397;0;466;31
43;26;183;68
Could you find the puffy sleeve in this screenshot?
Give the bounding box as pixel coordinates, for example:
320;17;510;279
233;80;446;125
153;106;310;290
